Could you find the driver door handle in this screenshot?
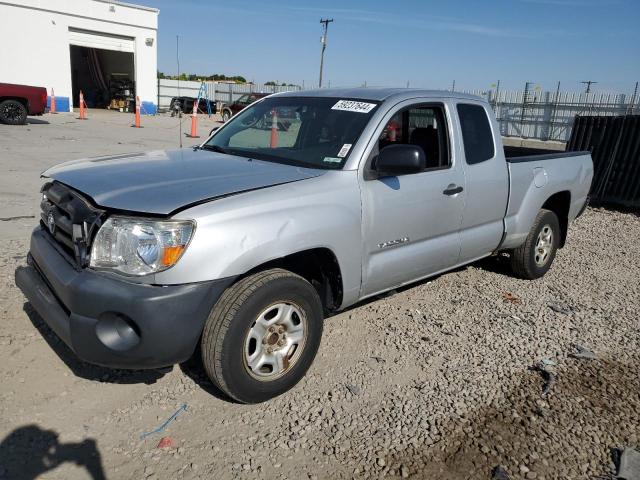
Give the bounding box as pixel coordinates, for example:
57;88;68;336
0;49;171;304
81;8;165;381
443;184;464;196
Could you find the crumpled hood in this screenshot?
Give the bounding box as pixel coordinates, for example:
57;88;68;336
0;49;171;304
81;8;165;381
43;149;326;215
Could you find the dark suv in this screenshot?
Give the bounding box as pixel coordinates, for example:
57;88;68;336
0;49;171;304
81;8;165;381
220;93;268;122
169;96;217;116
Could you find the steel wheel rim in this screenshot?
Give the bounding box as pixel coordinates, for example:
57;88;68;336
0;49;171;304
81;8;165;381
243;302;307;381
534;224;553;266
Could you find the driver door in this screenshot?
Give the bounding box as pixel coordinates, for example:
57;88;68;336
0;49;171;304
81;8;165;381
360;101;465;297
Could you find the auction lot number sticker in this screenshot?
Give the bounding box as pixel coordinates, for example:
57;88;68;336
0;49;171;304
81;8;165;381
331;100;377;113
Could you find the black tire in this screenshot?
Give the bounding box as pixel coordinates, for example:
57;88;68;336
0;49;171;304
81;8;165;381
222;109;231;122
0;99;28;125
201;268;323;403
510;209;560;279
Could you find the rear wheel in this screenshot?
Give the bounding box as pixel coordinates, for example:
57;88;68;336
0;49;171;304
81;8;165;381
509;209;560;279
0;99;27;125
201;269;323;403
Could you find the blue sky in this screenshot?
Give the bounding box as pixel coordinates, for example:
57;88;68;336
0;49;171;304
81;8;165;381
141;0;639;93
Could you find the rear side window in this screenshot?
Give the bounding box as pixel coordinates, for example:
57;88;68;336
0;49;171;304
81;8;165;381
457;103;495;165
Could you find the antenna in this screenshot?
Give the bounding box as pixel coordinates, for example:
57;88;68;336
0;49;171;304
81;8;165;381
177;35;182;148
318;18;333;88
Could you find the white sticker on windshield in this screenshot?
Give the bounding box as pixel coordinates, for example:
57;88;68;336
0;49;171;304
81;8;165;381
331;100;376;113
323;157;342;163
337;144;352;158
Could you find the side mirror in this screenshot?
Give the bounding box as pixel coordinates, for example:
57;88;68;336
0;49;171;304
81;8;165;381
209;126;220;136
375;144;426;177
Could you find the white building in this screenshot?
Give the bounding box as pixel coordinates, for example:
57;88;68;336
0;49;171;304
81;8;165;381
0;0;159;114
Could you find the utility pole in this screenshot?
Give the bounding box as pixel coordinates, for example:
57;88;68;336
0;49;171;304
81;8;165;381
581;80;597;93
318;18;333;88
627;81;638;115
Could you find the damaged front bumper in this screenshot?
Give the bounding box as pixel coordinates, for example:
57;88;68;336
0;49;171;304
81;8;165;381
15;227;233;369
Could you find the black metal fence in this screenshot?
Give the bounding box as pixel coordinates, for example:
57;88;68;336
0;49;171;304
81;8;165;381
567;115;640;208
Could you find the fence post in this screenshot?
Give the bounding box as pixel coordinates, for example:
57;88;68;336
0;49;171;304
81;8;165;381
520;82;532;138
548;81;561;141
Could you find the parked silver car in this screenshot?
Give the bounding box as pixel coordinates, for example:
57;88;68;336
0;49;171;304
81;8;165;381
16;88;593;403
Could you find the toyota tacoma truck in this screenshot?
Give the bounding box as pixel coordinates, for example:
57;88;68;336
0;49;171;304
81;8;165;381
0;82;47;125
15;88;593;403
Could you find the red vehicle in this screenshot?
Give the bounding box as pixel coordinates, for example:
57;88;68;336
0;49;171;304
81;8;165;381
220;93;269;122
0;83;47;125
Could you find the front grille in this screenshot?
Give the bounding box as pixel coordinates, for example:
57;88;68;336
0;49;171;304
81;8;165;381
40;181;104;267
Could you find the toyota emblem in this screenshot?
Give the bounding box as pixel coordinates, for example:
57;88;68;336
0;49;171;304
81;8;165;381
47;211;56;235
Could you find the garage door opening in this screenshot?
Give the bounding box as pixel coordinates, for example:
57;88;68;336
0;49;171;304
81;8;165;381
70;45;135;110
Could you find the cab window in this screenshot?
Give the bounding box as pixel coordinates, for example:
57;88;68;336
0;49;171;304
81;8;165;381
378;105;450;169
457;103;495;165
236;94;251;105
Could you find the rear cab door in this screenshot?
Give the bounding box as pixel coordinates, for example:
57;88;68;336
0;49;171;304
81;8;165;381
454;101;510;263
359;97;466;297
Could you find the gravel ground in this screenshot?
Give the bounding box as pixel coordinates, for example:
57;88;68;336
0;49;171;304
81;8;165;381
0;113;639;480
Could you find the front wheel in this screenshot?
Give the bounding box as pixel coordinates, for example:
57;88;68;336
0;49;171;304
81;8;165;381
221;109;231;122
509;209;560;279
0;99;27;125
201;269;323;403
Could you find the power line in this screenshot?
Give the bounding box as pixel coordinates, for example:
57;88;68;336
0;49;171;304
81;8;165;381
319;18;333;88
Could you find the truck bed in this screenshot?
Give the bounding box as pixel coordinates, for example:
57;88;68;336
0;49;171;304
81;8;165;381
501;147;593;250
504;145;590;162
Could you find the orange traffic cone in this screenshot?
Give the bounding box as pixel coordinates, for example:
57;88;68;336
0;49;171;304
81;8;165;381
270;109;278;147
133;96;142;128
188;99;198;137
78;91;87;120
50;88;56;114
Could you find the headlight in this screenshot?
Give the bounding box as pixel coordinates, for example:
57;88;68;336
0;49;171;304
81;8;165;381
90;217;195;275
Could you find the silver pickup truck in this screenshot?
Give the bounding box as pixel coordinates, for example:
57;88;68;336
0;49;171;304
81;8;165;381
16;88;593;403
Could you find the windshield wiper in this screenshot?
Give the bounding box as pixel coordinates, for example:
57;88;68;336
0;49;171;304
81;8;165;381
199;144;229;154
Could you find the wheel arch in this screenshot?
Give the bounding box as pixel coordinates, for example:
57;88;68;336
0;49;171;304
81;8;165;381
541;190;571;248
0;96;28;107
242;247;343;314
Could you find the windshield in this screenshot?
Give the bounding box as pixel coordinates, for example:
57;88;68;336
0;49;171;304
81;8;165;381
204;96;380;169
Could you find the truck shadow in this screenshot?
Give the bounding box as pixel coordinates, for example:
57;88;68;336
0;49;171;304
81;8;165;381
25;118;50;125
0;424;106;480
335;265;469;317
178;351;239;403
23;303;166;385
470;253;514;276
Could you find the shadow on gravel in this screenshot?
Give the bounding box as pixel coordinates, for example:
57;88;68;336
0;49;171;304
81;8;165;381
590;204;640;218
336;267;467;317
385;357;639;479
0;424;106;479
178;352;237;403
472;254;514;276
23;303;166;385
25;118;50;125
